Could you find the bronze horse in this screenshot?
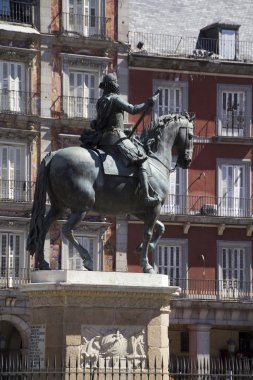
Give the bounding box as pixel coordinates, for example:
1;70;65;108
27;113;194;273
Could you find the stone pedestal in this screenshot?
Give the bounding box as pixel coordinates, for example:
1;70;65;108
21;271;179;374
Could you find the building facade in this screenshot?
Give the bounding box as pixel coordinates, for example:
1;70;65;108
117;0;253;361
0;0;253;365
0;0;117;356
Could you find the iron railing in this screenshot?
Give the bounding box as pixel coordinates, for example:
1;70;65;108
59;96;97;119
169;356;253;379
61;13;109;39
0;355;252;379
0;90;39;116
161;194;252;218
0;0;34;24
168;278;253;301
216;114;252;137
0;180;34;203
128;31;253;63
1;269;252;302
0;268;30;288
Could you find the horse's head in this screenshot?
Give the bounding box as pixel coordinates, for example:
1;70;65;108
140;113;194;169
169;113;194;169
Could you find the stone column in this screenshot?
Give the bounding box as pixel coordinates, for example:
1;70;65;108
21;271;179;376
188;324;211;363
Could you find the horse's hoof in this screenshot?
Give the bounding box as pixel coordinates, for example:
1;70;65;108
83;258;93;271
38;260;51;270
143;265;155;274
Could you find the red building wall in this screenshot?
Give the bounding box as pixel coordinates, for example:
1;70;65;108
127;67;253;278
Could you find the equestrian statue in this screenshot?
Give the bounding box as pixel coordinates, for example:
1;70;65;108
27;73;194;273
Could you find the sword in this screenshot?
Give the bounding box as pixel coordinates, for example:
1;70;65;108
128;89;160;139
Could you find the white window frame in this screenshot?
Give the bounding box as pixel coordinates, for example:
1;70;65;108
161;155;187;215
154;239;188;288
68;70;96;118
0;142;28;202
62;0;105;36
217;158;251;217
0;229;26;281
217;84;252;137
0;61;26;113
153;80;188;118
61;56;102;120
217;240;252;299
61;230;103;271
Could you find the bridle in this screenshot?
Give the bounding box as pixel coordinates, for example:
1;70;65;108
149;121;194;173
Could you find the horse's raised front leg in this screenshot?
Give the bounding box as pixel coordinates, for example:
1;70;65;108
36;207;61;270
135;219;165;255
62;211;93;271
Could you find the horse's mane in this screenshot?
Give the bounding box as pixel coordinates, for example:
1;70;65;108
139;112;192;153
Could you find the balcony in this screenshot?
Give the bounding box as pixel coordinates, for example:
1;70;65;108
162;194;252;218
0;89;39;116
54;96;97;120
60;13;109;39
128;31;253;63
0;0;34;25
216;113;252;137
170;278;253;301
0;180;34;203
0;267;30;288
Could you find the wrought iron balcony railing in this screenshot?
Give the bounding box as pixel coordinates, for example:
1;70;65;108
216;113;252;137
0;180;34;203
0;267;30;288
61;13;109;39
59;96;97;119
161;194;252;218
129;31;253;63
0;0;33;24
0;89;39;116
169;278;253;301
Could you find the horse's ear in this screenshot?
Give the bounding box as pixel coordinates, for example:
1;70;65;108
189;113;196;122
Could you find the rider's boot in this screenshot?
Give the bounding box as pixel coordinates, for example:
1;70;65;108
138;164;160;207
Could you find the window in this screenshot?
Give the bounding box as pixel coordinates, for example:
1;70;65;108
68;235;95;270
217;84;252;137
180;331;189;353
217;241;251;299
62;231;104;271
155;239;188;287
153;80;188;117
217;159;251;217
0;1;33;24
0;144;27;201
161;156;186;214
68;71;96;118
0;1;10;16
0;61;25;113
0;232;22;278
220;29;236;60
64;0;104;37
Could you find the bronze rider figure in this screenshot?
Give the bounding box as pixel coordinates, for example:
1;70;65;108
84;73;160;207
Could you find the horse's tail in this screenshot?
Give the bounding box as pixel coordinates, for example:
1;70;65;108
27;152;54;256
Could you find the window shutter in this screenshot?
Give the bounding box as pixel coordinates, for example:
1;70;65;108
68;235;94;270
158;87;183;116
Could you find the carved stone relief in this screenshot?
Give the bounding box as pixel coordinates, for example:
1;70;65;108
80;325;146;368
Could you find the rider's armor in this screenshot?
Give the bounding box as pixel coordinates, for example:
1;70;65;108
92;73;159;207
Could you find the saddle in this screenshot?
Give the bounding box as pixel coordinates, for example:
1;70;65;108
92;149;152;178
